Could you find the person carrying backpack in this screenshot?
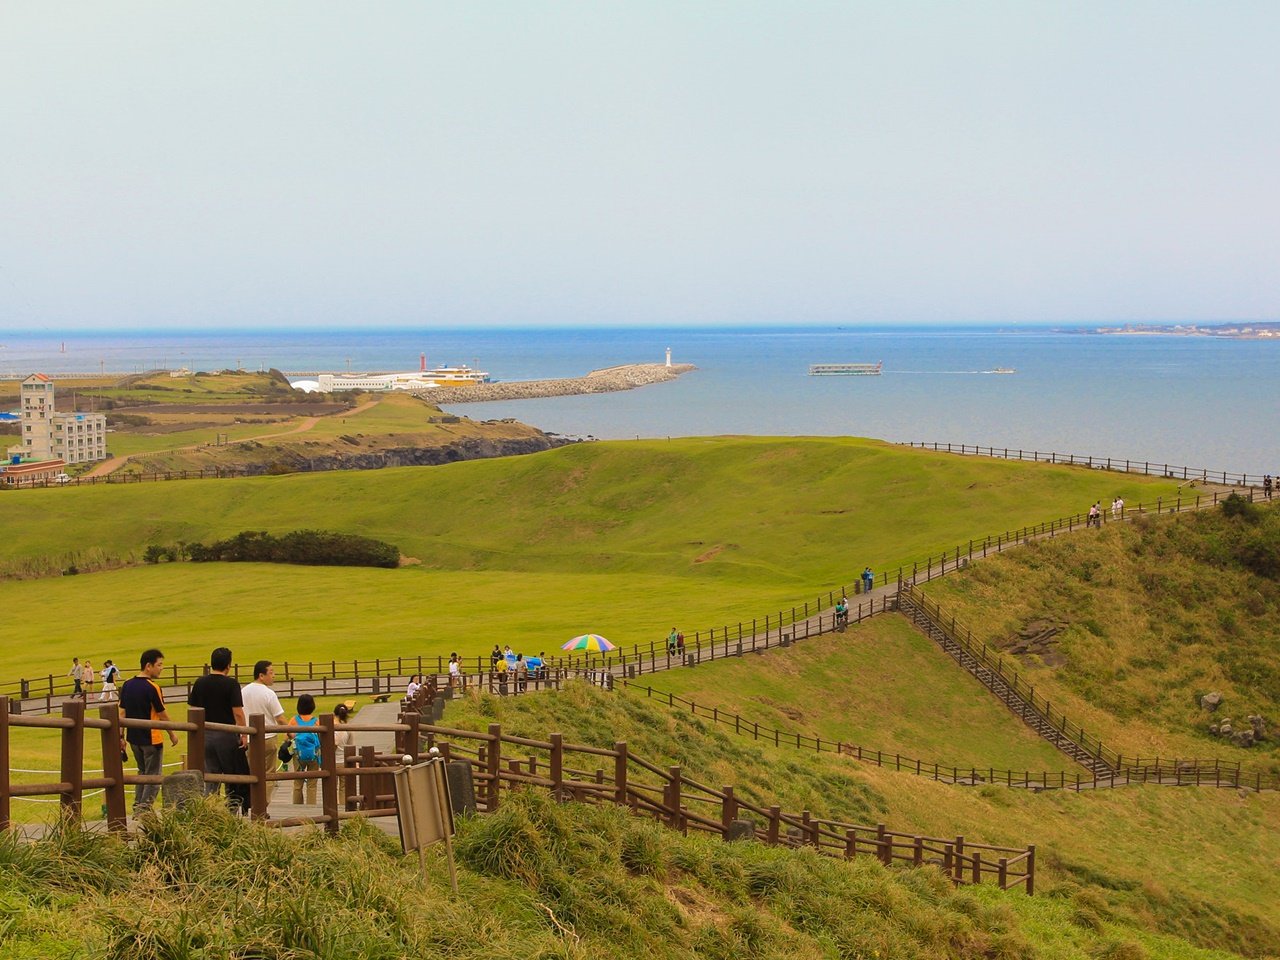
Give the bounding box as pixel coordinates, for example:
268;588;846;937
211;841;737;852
289;694;321;805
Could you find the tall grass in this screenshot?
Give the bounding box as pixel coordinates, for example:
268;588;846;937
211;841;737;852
0;793;1246;959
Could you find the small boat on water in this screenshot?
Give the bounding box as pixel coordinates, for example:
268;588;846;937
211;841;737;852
984;367;1016;374
809;361;883;376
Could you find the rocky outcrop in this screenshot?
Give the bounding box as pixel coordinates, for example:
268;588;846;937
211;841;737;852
1208;714;1269;747
1200;691;1224;712
244;435;576;475
423;363;696;403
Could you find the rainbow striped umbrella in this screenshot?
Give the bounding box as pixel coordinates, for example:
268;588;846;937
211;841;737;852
562;634;615;653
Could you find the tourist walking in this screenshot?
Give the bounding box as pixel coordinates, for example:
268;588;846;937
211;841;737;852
188;646;250;813
81;661;94;700
406;675;422;701
68;657;82;699
515;654;529;692
241;661;286;740
835;596;848;629
1087;502;1100;528
99;660;120;702
289;694;321;806
1265;475;1273;500
862;567;874;594
448;653;462;690
667;628;679;657
118;649;179;814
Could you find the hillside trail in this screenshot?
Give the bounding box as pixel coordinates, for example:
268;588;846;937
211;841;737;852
81;398;381;478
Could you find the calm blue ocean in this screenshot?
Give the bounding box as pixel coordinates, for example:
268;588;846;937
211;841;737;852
2;327;1275;473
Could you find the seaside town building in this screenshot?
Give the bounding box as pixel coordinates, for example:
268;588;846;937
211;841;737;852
3;374;106;482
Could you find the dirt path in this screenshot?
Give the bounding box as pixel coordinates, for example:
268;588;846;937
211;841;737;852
82;399;382;477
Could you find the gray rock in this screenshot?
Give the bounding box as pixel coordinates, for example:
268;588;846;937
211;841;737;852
725;819;756;842
1219;722;1233;736
162;770;205;809
1249;716;1267;741
1200;692;1223;712
1230;730;1255;748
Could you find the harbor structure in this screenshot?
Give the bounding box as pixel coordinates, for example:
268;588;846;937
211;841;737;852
310;364;491;394
5;374;106;466
808;361;883;376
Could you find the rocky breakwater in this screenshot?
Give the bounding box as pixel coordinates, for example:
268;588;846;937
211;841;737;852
425;362;696;402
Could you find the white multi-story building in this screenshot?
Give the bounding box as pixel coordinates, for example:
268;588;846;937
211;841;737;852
6;374;107;466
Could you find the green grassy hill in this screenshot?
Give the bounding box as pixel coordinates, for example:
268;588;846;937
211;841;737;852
627;615;1076;774
925;501;1280;772
0;440;1181;681
434;683;1280;958
0;437;1180;583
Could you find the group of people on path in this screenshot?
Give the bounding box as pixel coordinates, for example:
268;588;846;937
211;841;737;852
118;647;354;816
66;657;122;701
1086;497;1125;528
487;645;546;692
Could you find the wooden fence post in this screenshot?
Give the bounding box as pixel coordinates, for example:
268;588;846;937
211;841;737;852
550;733;564;800
668;766;683;830
877;824;891;865
721;785;737;834
320;713;339;835
247;714;269;820
614;741;628;806
1026;845;1036;895
60;699;85;820
0;698;10;830
487;724;502;810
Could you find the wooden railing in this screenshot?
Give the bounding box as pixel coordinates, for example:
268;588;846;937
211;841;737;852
0;696;423;835
899;585;1280;792
900;441;1265;488
419;720;1035;893
0;688;1035;894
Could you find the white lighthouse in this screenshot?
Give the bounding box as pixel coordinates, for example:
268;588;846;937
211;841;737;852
665;347;672;368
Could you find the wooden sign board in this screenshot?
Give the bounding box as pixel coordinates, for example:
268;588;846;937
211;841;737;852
393;758;458;892
394;759;454;852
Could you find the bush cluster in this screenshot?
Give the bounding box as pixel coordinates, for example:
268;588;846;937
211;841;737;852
146;530;400;568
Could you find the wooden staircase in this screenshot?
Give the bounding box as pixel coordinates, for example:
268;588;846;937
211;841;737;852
898;590;1116;778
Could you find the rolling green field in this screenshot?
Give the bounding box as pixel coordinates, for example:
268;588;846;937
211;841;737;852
632;615;1076;773
0;439;1181;679
925;502;1280;771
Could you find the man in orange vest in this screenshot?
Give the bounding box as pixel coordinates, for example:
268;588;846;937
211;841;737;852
118;648;179;813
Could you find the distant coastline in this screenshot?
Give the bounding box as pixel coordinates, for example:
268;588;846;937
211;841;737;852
1057;322;1280;340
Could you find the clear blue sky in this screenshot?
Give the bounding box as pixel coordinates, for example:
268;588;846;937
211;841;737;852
2;2;1277;331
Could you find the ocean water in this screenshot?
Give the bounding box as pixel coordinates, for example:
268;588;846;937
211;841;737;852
2;327;1276;473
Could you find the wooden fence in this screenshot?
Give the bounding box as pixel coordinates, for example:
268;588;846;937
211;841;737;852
0;690;1035;894
901;441;1265;488
617;680;1277;792
900;584;1280;792
420;720;1035;893
0;696;422;835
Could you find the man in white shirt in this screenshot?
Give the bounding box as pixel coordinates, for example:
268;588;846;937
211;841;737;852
241;660;286;738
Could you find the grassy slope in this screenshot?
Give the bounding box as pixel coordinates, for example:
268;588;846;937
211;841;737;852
0;437;1179;583
0;441;1180;678
0;791;1244;960
924;504;1280;771
437;683;1280;959
631;614;1075;773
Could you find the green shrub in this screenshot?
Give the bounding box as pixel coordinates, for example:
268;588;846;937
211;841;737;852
186;529;399;568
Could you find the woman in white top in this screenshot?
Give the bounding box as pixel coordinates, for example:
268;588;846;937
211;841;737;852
406;675;422;700
332;703;353;805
